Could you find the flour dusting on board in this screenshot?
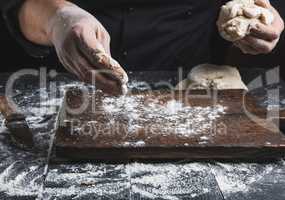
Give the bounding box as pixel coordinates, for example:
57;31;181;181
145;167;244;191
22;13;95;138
102;95;226;138
0;75;285;199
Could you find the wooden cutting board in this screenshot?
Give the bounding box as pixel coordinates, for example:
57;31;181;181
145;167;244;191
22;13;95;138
54;87;285;162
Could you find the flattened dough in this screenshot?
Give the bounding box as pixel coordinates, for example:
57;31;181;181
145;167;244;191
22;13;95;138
175;64;248;90
217;0;274;42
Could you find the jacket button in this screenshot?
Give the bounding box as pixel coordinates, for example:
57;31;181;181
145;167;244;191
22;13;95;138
128;7;134;12
187;10;192;16
123;51;128;56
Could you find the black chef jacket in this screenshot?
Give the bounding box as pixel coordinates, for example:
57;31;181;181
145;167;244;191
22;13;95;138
0;0;229;71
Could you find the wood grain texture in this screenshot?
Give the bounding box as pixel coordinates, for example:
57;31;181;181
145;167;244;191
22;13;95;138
0;96;25;122
55;88;285;161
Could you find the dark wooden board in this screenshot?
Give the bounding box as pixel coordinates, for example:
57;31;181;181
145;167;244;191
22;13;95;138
55;88;285;161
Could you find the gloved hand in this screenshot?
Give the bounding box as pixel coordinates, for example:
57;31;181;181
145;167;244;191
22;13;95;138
217;0;284;55
235;0;284;55
46;3;128;95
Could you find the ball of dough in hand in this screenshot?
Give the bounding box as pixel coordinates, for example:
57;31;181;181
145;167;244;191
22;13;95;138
217;0;274;42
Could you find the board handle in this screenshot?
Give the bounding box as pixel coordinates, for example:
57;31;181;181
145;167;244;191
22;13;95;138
0;96;25;122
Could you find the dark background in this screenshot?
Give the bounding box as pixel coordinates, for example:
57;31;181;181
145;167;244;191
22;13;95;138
0;1;284;79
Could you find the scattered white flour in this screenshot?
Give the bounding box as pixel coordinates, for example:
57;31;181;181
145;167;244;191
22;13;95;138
200;136;209;140
0;116;5;131
0;161;43;197
0;79;285;199
127;80;151;91
43;162;216;199
281;99;285;106
123;140;146;147
0;84;66;198
211;162;277;197
126;163;211;200
40;97;63;107
43;163;128;199
102;95;226;137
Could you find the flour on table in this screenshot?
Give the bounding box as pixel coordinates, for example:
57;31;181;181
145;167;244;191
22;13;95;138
0;161;43;197
0;76;285;199
126;162;211;200
211;162;277;198
123;140;146;147
43;163;128;199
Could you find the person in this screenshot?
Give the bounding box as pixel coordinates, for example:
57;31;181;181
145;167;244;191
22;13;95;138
0;0;284;95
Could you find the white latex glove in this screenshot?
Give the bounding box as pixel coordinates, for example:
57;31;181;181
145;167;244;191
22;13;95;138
235;0;284;55
46;3;128;95
217;0;284;55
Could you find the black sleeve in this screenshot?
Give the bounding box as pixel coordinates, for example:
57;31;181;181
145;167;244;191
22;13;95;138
0;0;51;58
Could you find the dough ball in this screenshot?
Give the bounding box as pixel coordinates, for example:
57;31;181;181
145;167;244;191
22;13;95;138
221;0;254;19
175;64;248;90
217;0;274;42
220;16;259;41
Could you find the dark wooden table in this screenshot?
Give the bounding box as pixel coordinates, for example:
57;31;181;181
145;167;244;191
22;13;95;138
0;68;285;200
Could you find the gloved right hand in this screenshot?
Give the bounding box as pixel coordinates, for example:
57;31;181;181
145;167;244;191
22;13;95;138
46;3;128;95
